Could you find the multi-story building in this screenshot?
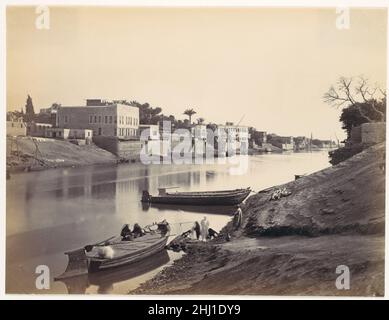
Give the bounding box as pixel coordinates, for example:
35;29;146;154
56;99;139;139
215;123;249;155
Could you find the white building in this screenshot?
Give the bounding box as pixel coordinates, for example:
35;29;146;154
215;123;249;155
56;99;139;139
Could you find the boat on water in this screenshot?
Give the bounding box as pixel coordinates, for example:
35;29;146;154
141;187;251;206
55;221;170;279
56;250;170;294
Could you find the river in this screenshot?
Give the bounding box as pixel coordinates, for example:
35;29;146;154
6;151;330;294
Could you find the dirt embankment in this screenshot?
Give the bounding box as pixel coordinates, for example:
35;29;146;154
132;143;385;296
6;136;117;172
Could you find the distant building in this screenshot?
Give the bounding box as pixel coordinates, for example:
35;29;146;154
216;123;249;155
294;136;308;150
37;104;61;126
191;124;207;140
250;130;267;147
27;122;53;137
56;99;139;139
46;128;93;142
6;114;27;136
268;134;294;151
139;124;160;140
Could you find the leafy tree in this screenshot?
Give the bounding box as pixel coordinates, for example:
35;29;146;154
196;117;205;125
25;94;35;122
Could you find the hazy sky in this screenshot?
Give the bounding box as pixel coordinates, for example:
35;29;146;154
6;7;387;140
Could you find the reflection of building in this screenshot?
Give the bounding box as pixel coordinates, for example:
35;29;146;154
57;99;139;139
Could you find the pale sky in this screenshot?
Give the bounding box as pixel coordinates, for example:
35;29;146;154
6;7;387;140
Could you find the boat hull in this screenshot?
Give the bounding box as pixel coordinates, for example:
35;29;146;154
88;234;169;272
144;188;251;206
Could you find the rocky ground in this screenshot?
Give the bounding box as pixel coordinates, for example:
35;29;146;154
132;143;385;296
6;136;117;172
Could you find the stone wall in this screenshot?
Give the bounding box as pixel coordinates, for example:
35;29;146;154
361;122;385;144
350;122;385;145
7;121;27;136
93;136;142;160
350;126;362;144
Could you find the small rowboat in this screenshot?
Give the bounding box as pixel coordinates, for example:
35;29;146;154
55;221;170;279
141;187;251;206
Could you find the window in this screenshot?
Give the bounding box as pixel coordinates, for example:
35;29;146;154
105;116;108;124
89;115;93;123
94;116;97;123
64;116;68;123
99;116;102;123
109;116;112;124
130;117;132;125
114;116;117;124
114;128;117;136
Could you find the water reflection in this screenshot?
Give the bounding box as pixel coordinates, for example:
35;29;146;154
7;152;331;294
57;250;170;294
145;203;238;216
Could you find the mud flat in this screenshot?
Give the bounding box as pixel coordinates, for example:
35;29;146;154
131;143;385;296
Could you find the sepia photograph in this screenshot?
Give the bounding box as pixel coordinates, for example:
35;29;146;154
4;2;387;299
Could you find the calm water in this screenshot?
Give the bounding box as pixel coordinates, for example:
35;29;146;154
6;151;330;294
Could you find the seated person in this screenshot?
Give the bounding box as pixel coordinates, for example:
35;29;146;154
207;228;219;239
132;223;144;238
120;224;133;241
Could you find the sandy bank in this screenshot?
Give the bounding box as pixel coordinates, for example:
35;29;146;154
6;136;117;172
132;143;385;296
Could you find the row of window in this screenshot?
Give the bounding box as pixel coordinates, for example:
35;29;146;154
118;116;138;126
61;115;139;126
89;115;114;124
116;128;138;137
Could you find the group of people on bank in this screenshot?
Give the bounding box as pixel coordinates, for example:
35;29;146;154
186;205;243;242
189;216;219;241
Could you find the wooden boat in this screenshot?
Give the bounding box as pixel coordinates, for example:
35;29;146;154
55;221;170;279
56;250;170;294
143;202;239;216
141;187;251;206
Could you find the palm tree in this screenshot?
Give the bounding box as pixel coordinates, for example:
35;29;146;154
183;108;197;125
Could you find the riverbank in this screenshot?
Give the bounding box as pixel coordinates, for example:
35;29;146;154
6;136;117;172
131;143;385;296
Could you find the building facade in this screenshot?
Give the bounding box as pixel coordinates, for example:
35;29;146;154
27;122;53;137
57;100;139;139
6;117;27;136
216;123;249;155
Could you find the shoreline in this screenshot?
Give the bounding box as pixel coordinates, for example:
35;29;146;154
6;135;331;175
130;143;385;296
